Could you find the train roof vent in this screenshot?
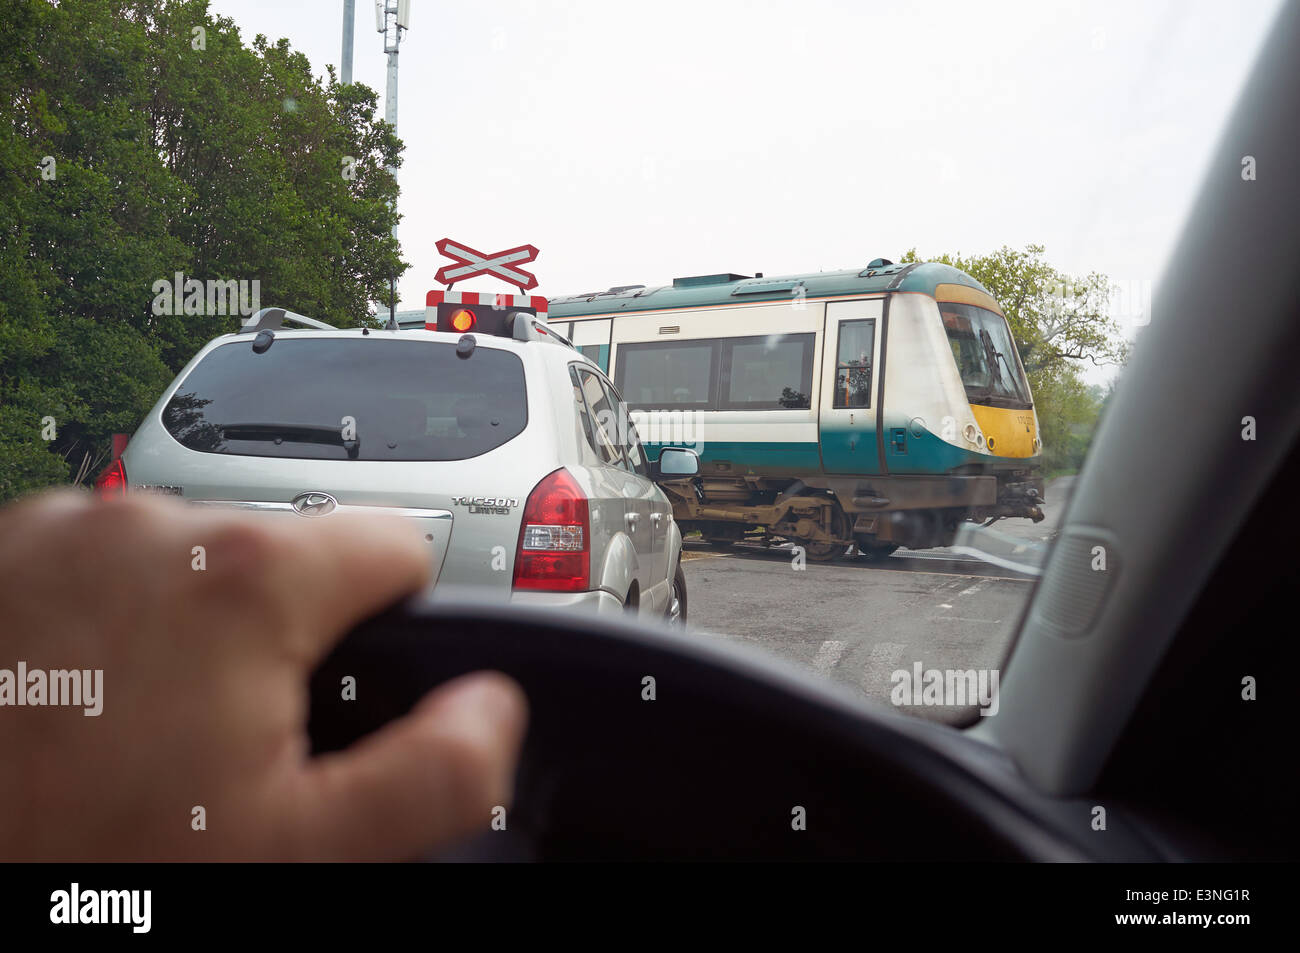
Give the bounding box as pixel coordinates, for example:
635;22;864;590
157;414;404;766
672;273;753;288
607;285;645;294
859;258;906;278
732;278;805;296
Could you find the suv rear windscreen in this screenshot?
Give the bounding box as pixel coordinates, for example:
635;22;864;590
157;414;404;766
162;338;527;461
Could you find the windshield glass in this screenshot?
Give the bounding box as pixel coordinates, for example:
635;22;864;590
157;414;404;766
163;339;527;461
3;0;1279;743
942;304;1032;407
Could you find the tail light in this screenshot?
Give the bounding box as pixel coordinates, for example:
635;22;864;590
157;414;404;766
93;458;128;498
512;468;590;592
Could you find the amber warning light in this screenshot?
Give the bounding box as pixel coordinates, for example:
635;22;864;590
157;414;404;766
425;290;549;337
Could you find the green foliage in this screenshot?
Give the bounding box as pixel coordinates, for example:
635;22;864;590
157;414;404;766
900;245;1127;475
1030;365;1106;475
0;0;404;501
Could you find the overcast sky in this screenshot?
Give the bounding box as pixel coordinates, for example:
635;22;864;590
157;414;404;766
209;0;1281;375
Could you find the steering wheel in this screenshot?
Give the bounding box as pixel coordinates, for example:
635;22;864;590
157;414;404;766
308;600;1100;861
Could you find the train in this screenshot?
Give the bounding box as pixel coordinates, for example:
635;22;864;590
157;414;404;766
543;257;1046;560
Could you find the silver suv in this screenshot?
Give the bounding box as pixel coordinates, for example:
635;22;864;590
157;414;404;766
108;307;698;624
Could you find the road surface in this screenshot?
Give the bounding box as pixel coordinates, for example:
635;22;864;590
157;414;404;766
681;477;1074;723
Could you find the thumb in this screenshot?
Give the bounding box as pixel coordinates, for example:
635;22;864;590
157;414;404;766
283;672;528;861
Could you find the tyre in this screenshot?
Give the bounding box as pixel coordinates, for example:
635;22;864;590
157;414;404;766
665;563;687;627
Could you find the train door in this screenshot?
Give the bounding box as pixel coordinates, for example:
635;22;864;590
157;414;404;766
819;299;885;475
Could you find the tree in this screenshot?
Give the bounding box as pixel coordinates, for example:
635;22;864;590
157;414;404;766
0;0;405;501
900;245;1127;474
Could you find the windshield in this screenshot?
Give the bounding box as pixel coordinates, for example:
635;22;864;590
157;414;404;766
942;303;1032;407
163;339;527;461
1;0;1279;760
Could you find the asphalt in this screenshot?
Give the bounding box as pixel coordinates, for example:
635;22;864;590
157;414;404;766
681;477;1075;723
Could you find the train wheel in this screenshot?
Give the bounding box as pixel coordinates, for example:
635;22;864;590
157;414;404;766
855;542;900;561
801;541;847;562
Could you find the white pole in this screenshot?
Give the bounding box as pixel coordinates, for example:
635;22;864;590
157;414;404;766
385;48;398;128
341;0;355;84
376;1;407;327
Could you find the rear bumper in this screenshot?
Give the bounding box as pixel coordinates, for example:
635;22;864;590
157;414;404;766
509;588;625;615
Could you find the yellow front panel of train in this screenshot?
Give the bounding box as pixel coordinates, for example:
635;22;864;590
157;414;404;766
970;404;1037;458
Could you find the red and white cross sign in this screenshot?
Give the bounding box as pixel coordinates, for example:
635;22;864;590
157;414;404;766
435;237;540;291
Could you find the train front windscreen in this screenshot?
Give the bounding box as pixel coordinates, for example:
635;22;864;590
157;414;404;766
941;303;1032;407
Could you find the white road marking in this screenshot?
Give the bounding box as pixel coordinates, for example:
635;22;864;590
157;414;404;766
860;641;911;694
938;603;954;609
811;640;848;675
874;568;1034;582
866;641;909;664
959;583;983;596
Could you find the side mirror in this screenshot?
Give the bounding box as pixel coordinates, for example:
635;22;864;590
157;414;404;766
651;447;699;480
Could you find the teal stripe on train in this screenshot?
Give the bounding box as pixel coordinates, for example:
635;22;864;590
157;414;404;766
641;440;822;476
647;422;991;477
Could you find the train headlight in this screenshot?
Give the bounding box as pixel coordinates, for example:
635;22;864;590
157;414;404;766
962;423;986;449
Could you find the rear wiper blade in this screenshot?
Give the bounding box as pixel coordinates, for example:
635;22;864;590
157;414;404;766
221;423;360;459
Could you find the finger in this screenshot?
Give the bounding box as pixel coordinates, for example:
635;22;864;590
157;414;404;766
282;671;528;861
191;508;433;664
0;488;92;561
0;490;155;624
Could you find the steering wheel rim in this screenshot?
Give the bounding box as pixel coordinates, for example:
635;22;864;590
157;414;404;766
308;599;1090;861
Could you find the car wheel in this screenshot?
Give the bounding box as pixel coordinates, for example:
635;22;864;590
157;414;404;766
666;563;687;628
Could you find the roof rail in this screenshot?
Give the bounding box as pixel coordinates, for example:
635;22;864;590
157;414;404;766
510;313;578;351
239;308;336;333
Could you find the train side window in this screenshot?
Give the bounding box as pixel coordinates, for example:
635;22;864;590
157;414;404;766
834;319;875;409
615;340;718;410
720;333;814;409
